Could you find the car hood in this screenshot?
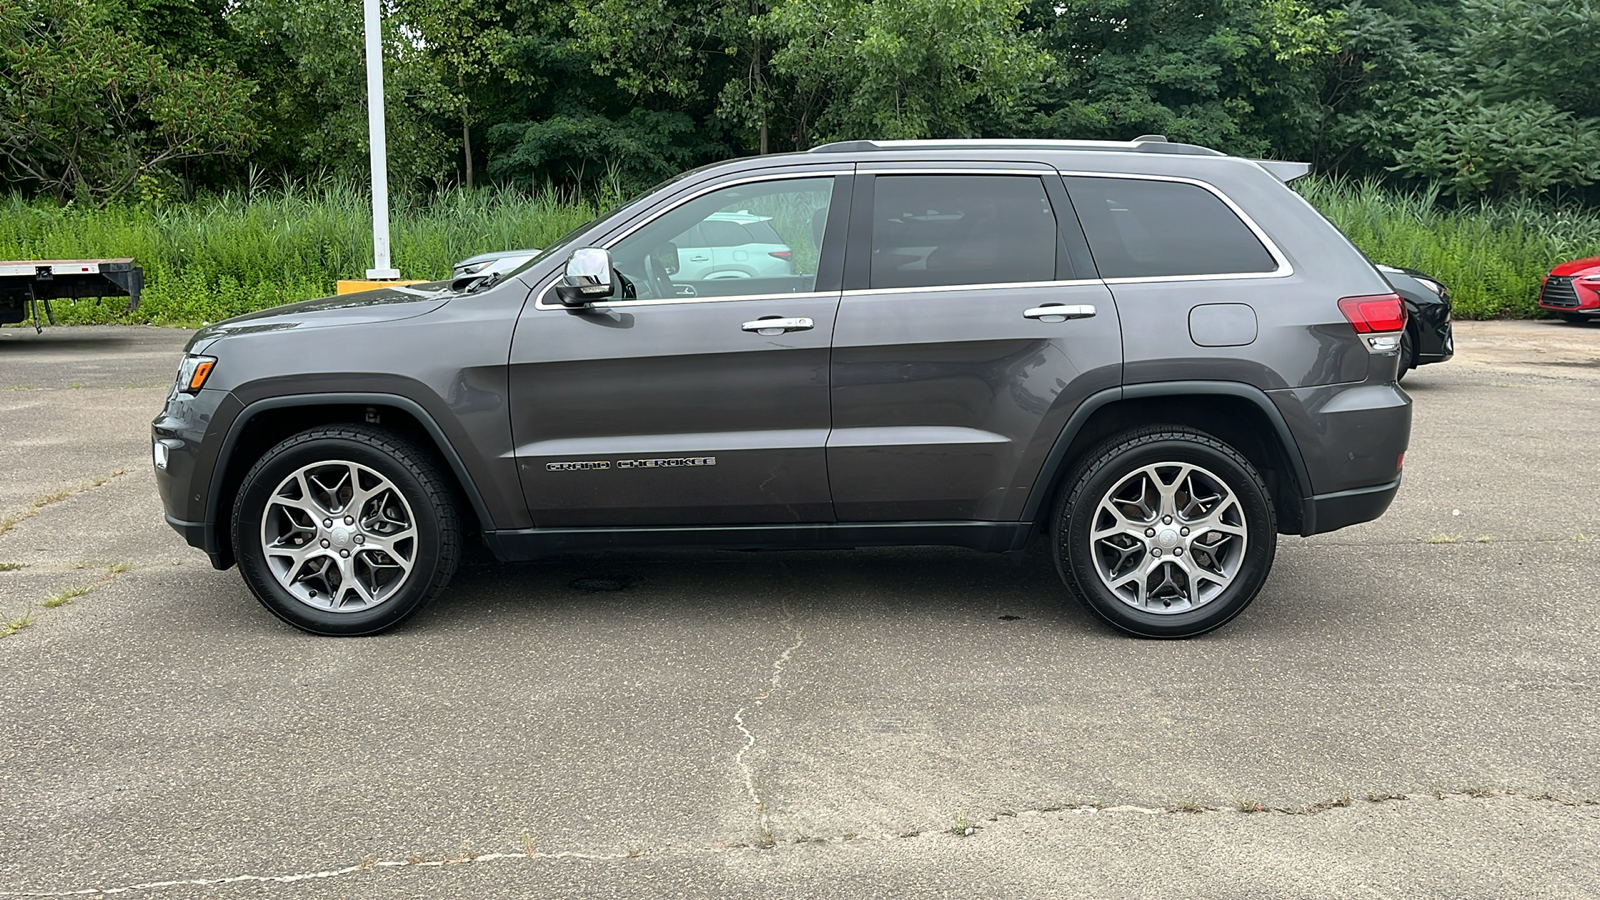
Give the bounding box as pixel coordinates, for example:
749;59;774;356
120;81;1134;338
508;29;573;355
1551;257;1600;277
185;282;457;352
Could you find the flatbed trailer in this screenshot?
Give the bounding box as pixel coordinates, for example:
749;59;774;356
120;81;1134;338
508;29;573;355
0;258;143;331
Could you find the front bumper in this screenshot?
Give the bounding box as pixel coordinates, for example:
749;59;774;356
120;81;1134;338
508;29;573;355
152;387;236;569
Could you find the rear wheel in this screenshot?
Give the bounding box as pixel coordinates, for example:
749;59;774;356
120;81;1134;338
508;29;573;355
1396;329;1415;381
1052;427;1277;638
232;425;460;636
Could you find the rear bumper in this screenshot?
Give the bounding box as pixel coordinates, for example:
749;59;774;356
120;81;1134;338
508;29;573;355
1300;477;1401;536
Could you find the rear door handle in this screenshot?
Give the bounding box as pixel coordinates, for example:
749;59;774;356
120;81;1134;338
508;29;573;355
742;316;814;335
1023;304;1096;321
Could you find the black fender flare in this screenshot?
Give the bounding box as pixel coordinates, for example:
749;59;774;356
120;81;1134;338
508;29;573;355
1018;381;1314;528
205;392;497;557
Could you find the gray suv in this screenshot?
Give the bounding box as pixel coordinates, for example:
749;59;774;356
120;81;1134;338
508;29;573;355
153;138;1412;638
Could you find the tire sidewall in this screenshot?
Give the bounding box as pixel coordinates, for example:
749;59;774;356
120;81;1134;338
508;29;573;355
233;433;449;636
1057;433;1276;639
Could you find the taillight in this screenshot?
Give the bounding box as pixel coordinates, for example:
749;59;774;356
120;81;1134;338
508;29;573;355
1338;293;1406;333
768;250;793;260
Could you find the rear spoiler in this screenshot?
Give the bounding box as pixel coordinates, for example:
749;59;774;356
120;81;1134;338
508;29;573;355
1253;160;1312;183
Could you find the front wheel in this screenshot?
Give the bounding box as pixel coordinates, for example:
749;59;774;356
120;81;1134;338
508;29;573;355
1561;313;1594;325
1053;427;1277;638
232;425;461;636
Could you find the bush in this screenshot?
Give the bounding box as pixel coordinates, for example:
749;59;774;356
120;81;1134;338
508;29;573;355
4;177;1599;324
0;185;598;325
1297;177;1600;318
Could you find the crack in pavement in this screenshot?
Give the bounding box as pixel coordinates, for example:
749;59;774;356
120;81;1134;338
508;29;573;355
4;789;1593;897
0;468;128;538
732;575;806;845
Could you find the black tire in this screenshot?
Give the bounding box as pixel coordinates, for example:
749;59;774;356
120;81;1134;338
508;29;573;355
1561;313;1593;325
232;425;461;635
1052;427;1277;638
1396;328;1415;382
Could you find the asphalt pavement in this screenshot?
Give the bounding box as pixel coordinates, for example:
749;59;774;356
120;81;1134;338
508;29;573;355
1;322;1596;898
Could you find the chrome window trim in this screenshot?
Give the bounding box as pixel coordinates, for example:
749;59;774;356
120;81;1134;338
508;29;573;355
533;168;852;311
1056;169;1295;283
842;278;1102;298
556;290;842;311
856;165;1056;174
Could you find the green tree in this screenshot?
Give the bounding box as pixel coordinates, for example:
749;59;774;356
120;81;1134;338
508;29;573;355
1028;0;1340;156
229;0;454;189
769;0;1051;145
0;0;256;202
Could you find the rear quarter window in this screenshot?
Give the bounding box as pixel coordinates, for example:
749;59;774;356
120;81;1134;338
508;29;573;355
1064;176;1277;279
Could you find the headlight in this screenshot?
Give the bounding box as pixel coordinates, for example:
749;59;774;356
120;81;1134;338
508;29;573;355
1413;276;1442;296
175;354;217;394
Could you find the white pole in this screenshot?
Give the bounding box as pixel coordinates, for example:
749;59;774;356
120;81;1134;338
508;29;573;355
363;0;400;279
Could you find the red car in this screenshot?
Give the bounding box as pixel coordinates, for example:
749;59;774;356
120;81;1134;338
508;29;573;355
1539;257;1600;323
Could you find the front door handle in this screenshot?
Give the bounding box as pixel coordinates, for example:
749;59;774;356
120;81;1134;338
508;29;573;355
1023;304;1096;321
689;255;710;262
742;316;814;335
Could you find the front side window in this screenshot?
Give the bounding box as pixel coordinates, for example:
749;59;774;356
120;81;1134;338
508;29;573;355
1064;176;1278;279
606;177;835;300
870;175;1058;290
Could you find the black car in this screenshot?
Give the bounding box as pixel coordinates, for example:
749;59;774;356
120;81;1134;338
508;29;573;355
1378;265;1454;381
153;138;1413;639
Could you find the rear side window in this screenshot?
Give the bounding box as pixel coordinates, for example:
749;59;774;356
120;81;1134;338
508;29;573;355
1064;176;1277;279
871;175;1058;289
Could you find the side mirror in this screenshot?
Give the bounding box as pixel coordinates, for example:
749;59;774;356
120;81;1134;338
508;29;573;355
555;248;615;306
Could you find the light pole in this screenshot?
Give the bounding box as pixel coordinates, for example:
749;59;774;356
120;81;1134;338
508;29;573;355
363;0;400;280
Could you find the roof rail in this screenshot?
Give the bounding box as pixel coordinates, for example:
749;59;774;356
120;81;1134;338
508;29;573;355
807;138;1226;157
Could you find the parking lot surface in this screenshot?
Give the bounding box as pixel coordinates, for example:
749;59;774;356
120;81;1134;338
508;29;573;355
1;321;1597;898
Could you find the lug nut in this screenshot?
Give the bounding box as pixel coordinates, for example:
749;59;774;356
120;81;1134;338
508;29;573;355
1145;527;1156;537
1152;548;1162;557
344;516;354;525
320;539;330;548
323;518;332;528
1163;515;1172;524
340;549;350;558
354;535;365;544
1174;547;1183;556
1180;527;1189;536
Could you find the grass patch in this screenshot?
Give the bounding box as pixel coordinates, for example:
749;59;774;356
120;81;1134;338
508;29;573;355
42;585;91;608
0;562;23;572
0;185;601;326
0;613;32;637
6;176;1597;325
1298;177;1600;319
1424;533;1461;544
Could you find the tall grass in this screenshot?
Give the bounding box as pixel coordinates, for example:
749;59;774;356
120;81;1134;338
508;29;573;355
0;184;599;325
3;176;1598;324
1298;177;1600;318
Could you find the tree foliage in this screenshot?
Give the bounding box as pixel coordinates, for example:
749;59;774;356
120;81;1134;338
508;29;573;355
3;0;1599;203
0;0;256;202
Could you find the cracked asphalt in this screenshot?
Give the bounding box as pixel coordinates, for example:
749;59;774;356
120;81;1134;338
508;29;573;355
1;321;1597;898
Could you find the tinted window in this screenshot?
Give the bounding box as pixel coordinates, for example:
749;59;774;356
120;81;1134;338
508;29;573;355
1064;176;1277;279
871;176;1057;290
